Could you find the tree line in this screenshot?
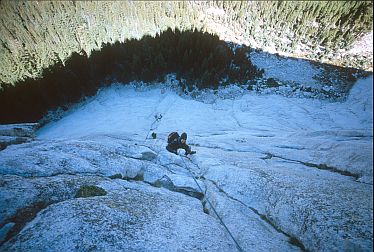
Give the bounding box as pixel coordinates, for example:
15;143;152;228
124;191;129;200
0;1;372;86
0;28;263;124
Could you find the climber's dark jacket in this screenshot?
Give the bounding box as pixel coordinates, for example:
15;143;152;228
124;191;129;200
166;135;192;155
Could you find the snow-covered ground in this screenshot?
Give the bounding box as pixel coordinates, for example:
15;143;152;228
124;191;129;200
0;54;372;251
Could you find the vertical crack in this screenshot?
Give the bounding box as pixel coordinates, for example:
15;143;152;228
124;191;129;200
206;179;307;251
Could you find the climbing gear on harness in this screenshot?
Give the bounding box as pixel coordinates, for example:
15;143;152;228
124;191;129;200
154;113;163;122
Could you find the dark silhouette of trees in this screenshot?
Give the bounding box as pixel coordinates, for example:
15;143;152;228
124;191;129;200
0;28;263;124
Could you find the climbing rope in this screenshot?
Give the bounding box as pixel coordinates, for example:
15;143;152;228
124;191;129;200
144;113;163;142
179;155;244;252
141;90;243;251
144;92;177;144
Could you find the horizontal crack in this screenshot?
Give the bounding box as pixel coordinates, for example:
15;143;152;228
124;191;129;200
0;172;107;180
262;152;360;180
122;174;204;201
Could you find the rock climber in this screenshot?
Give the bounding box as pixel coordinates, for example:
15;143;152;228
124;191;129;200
166;132;196;155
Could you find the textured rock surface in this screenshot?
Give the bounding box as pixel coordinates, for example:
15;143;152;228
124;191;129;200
0;123;39;150
1;179;236;252
0;76;372;251
1;129;371;251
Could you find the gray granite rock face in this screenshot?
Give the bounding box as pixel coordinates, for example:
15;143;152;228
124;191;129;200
201;148;373;251
0;123;39;150
0;134;300;251
1;131;371;251
1;179;236;252
0;76;372;252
